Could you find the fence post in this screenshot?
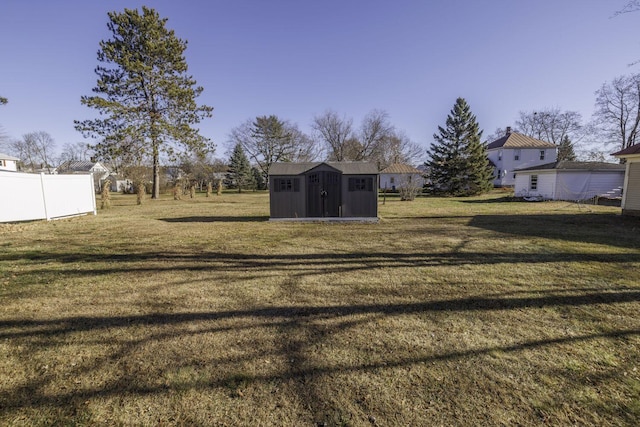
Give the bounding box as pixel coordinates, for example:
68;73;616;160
90;173;97;215
40;172;51;221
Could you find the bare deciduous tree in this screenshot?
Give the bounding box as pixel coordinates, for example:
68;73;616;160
592;73;640;152
286;123;320;162
373;131;424;170
515;108;583;146
616;0;640;15
397;174;422;201
10;131;57;173
313;109;422;168
58;142;92;164
357;109;394;161
311;110;354;161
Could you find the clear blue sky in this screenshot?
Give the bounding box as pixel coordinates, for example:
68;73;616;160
1;0;638;161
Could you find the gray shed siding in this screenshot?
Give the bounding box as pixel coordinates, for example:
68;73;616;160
341;175;378;217
269;175;306;218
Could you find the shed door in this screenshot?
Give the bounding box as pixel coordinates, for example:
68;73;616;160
307;171;341;217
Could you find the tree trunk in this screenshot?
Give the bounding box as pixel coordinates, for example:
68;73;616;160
152;141;160;199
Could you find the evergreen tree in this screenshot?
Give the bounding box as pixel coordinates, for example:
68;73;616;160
75;7;213;199
252;167;266;190
557;135;577;162
227;143;253;193
427;98;493;196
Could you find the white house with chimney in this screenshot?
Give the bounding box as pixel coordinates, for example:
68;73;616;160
486;127;557;187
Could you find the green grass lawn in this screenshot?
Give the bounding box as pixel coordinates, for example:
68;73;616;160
1;191;639;426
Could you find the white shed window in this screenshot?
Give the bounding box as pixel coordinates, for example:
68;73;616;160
530;175;538;191
540;150;545;160
390;177;395;184
514;149;521;161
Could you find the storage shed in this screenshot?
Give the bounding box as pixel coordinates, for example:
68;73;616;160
269;162;378;220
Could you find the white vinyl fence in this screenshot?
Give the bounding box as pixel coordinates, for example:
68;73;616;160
0;171;97;223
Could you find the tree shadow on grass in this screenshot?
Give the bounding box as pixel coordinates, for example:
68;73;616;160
160;215;269;223
3;289;640;339
458;196;518;203
468;214;640;249
1;289;639;423
3;250;640;282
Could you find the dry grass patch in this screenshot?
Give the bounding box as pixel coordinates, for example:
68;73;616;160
1;191;639;426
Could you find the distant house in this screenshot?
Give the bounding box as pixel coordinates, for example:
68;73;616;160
57;160;110;177
613;144;640;216
487;128;557;187
379;164;424;191
0;153;19;172
57;160;111;191
104;174;133;193
268;162;378;220
514;161;625;201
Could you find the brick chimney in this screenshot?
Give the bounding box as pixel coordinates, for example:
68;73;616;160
505;127;512;135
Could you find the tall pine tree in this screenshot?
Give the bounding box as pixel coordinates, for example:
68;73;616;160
227;143;254;193
557;135;577;162
427;98;493;196
75;7;213;199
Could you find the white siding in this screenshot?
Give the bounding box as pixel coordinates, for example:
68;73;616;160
514;171;556;199
379;173;424;190
0;159;18;172
555;171;624;201
624;162;640;211
513;173;529;194
537;173;556;199
487;149;503;186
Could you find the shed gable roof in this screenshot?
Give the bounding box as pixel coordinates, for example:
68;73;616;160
487;132;556;150
269;162;378;175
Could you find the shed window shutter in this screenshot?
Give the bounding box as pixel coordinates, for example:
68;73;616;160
366;177;373;191
348;178;355;191
293;178;300;192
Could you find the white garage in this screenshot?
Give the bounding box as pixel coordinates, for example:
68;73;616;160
514;161;625;201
